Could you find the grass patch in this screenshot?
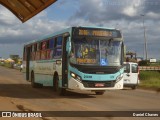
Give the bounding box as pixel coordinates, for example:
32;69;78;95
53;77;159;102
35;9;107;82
4;63;13;68
0;62;13;68
139;71;160;89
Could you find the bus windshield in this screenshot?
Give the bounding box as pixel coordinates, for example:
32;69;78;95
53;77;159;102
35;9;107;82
70;38;122;66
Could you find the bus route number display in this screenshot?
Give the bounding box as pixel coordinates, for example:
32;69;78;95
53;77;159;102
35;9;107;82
78;29;112;37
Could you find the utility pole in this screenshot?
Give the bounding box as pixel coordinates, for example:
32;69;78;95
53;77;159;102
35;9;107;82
141;14;148;60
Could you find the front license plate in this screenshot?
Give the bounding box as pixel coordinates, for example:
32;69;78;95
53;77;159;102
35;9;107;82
95;83;105;87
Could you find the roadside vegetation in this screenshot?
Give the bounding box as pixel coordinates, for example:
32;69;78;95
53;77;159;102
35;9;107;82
139;71;160;90
0;62;13;68
138;60;160;66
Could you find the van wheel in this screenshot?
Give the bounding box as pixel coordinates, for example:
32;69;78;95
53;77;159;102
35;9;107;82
53;75;66;96
95;91;105;95
131;86;137;90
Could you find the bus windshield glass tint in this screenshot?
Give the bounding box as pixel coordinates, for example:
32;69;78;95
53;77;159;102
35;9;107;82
70;38;122;66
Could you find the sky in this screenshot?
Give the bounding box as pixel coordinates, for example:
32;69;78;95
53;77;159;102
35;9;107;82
0;0;160;59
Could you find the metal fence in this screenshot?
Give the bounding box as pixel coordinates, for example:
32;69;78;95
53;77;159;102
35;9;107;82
139;66;160;71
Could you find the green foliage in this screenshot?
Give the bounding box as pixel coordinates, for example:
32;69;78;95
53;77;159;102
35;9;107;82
0;62;4;66
139;60;160;66
12;58;18;63
0;62;13;68
139;71;160;88
138;60;149;66
4;63;13;68
148;62;160;66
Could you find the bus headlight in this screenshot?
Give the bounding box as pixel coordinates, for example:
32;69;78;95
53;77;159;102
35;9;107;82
116;74;123;83
70;72;81;81
71;72;76;78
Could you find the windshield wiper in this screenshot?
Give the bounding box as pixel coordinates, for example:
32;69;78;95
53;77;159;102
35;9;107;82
108;38;114;46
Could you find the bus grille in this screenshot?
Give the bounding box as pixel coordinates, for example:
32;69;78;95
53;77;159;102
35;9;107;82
82;80;116;88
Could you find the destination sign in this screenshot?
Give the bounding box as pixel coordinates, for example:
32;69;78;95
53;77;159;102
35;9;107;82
79;30;112;37
73;28;121;38
77;58;96;64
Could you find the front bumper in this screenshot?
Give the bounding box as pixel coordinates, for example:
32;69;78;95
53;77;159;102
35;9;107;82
68;77;123;90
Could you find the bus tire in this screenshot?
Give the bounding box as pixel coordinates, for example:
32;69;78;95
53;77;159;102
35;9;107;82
58;88;66;96
95;91;105;95
31;72;42;88
53;75;66;96
31;72;36;88
53;75;59;92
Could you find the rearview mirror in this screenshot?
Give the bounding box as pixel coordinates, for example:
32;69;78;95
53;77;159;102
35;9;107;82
69;52;74;58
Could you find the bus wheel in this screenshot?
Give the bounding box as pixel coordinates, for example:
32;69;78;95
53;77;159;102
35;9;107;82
95;91;105;95
31;72;36;88
53;75;66;96
53;75;59;92
31;72;42;88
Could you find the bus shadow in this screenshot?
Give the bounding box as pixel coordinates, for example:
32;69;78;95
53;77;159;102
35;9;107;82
0;84;95;99
63;90;96;99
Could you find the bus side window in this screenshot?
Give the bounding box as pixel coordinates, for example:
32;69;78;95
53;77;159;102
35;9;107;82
49;39;54;59
49;39;54;49
30;45;33;60
42;41;47;50
46;40;51;60
41;41;47;60
32;45;35;60
35;43;41;60
37;43;41;51
32;44;36;61
54;36;62;58
46;40;49;49
34;44;36;52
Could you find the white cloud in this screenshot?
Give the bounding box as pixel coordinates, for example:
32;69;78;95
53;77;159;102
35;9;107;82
123;6;137;17
0;5;68;43
147;12;160;19
0;5;19;25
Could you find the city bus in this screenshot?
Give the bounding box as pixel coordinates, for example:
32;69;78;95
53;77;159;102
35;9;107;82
23;26;124;95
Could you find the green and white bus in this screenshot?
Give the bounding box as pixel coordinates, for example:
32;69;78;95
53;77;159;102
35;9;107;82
23;26;124;95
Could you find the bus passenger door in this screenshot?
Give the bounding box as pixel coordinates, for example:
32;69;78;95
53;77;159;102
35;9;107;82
26;46;31;80
62;33;70;88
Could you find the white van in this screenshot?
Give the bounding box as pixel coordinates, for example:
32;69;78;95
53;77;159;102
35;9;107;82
123;62;139;89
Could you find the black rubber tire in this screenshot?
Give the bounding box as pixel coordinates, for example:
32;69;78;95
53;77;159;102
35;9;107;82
95;91;105;95
53;75;59;92
31;72;36;88
31;72;42;88
131;86;137;90
53;75;66;96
